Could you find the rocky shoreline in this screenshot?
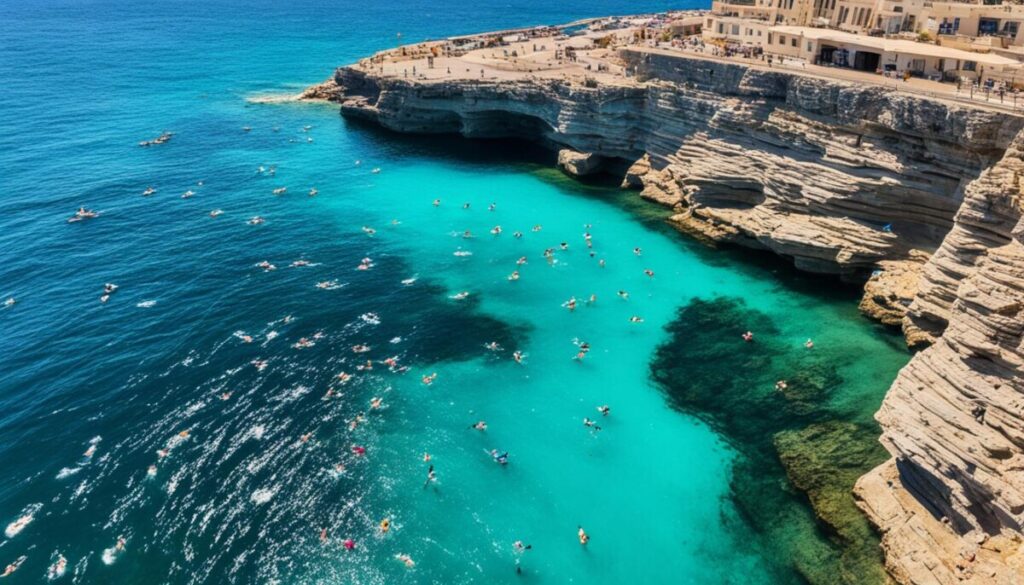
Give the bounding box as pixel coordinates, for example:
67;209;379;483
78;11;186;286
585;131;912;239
306;20;1024;583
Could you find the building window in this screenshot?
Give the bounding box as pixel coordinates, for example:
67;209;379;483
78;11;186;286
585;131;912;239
791;38;797;47
979;18;999;35
731;24;740;34
963;60;977;71
807;41;813;51
779;34;786;44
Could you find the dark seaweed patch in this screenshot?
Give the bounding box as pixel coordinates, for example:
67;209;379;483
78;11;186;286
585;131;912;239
651;296;889;585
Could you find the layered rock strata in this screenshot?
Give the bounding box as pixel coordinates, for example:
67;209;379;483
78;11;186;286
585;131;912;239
311;40;1024;583
856;131;1024;584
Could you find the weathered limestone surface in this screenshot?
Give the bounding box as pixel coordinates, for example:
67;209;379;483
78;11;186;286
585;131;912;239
313;47;1024;583
856;130;1024;584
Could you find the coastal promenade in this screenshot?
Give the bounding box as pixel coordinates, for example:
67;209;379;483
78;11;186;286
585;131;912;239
351;19;1024;115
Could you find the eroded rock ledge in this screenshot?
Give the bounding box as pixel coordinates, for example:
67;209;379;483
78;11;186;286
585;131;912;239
310;37;1024;583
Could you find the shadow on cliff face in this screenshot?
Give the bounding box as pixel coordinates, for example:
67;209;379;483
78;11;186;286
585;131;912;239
651;297;891;585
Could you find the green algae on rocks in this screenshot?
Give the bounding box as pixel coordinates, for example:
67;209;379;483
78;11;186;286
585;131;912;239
650;296;892;585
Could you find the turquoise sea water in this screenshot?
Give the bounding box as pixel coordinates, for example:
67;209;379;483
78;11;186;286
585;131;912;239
0;1;910;583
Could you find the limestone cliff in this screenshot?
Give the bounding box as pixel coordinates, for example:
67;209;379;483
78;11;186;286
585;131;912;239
312;45;1024;583
855;132;1024;584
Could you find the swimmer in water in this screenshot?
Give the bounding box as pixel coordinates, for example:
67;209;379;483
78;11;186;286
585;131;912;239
644;269;654;278
578;527;589;545
3;297;14;308
462;202;470;209
531;225;542;232
423;452;432;462
633;247;642;256
424;464;436;487
490;449;509;465
320;528;329;544
422;372;438;385
583;417;602;431
379;518;391;533
560;242;568;250
512;351;524;364
617;290;629;300
742;331;754;342
490;225;502;235
470;421;487;431
352;445;367;456
513;540;532;574
804;338;814;349
508;271;519;281
370;397;383;409
565;297;577;311
1;556;25;577
396;553;415;568
629;316;644;323
343;538;356;550
433;199;441;206
488;202;496;211
256;261;276;271
775;380;788;392
516;256;528;266
597;405;610;416
513;230;523;239
599;258;606;268
484;341;502;351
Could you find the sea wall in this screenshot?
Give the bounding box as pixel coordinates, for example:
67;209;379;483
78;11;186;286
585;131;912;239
313;48;1024;583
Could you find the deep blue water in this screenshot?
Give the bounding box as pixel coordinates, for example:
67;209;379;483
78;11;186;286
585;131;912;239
0;1;909;583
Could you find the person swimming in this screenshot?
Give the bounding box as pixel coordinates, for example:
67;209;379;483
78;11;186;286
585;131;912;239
422;372;438;385
565;297;577;311
513;231;523;238
617;290;629;300
395;553;415;568
490;449;509;465
804;338;814;349
583;417;602;431
633;247;642;256
742;331;754;342
578;526;589;545
470;421;487;431
512;351;524;364
379;518;390;533
644;269;654;278
424;464;436;486
508;271;520;281
1;556;25;577
513;540;532;574
516;256;528;266
343;538;356;550
597;405;610;416
775;380;788;392
432;198;441;206
629;316;644;323
490;225;502;235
